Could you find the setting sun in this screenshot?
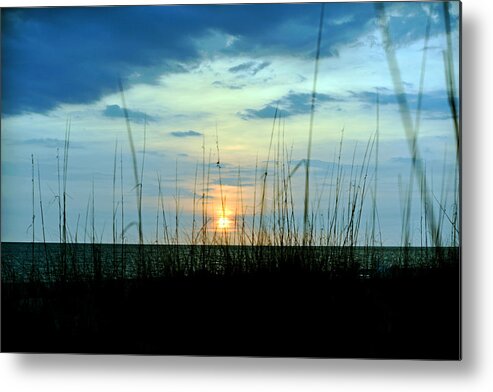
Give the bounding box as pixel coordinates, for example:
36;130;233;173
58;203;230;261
217;216;231;230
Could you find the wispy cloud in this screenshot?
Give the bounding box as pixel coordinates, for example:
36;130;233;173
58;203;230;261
348;88;458;120
170;130;202;138
328;14;355;26
10;138;84;149
102;104;154;123
138;149;166;158
389;156;425;167
239;91;336;120
211;80;245;90
228;60;271;75
239;105;280;120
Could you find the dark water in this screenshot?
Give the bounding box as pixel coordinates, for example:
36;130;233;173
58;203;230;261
1;242;459;283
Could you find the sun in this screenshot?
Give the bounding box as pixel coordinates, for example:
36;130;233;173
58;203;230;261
217;216;231;230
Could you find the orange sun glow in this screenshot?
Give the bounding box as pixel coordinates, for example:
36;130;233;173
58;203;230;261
217;216;231;230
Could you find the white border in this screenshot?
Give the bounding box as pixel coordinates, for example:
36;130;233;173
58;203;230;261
2;0;492;391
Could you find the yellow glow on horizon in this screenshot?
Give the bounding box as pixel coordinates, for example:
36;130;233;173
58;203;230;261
217;216;231;230
215;204;235;231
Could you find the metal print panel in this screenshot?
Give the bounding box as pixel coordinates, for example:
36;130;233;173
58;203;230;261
1;1;461;359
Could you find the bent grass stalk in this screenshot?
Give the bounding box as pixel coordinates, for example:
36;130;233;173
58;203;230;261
118;79;143;247
443;2;460;159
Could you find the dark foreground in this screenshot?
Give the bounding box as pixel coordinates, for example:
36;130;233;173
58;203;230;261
1;245;460;359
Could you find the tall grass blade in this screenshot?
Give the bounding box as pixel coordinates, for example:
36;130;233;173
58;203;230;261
118;78;143;247
303;2;325;246
375;3;440;247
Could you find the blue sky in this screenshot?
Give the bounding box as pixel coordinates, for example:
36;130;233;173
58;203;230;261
1;1;460;245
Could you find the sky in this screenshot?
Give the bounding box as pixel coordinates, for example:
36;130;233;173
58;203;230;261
1;1;460;245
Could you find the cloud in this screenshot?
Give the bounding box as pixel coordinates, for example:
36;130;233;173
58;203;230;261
328;14;355;26
211;80;245;90
348;89;398;106
289;159;358;173
239;91;336;120
240;105;280;120
228;61;255;73
170;130;202;138
2;3;459;115
389;156;425;169
349;89;458;119
228;61;271;75
10;138;84;149
211;177;254;187
2;6;204;115
138;149;166;158
102;104;154;123
378;2;460;49
0;4;368;115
